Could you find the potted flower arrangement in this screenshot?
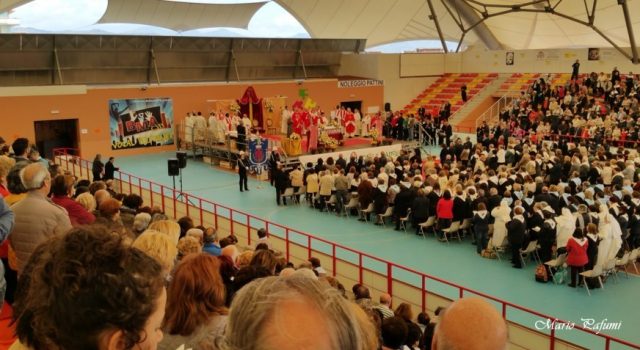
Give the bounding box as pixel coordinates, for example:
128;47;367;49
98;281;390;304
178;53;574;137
284;132;302;155
230;103;241;115
320;132;339;150
289;132;301;141
265;100;275;113
370;129;380;146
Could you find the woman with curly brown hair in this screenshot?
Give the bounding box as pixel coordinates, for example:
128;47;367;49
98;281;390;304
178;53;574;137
11;225;166;350
159;253;228;350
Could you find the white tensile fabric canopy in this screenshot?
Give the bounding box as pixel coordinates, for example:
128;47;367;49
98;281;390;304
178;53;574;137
97;0;267;31
0;0;32;13
4;0;640;59
276;0;640;56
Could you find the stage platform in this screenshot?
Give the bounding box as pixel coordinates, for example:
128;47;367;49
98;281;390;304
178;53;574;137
180;132;425;171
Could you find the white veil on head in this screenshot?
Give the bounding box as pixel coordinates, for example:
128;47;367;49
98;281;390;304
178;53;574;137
595;203;624;269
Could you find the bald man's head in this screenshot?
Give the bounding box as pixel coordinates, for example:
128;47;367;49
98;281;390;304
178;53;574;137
432;298;508;350
379;293;391;306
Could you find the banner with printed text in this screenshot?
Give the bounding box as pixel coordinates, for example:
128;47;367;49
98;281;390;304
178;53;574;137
109;98;174;150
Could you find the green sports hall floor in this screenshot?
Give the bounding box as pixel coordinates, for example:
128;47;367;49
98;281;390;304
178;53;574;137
116;146;640;349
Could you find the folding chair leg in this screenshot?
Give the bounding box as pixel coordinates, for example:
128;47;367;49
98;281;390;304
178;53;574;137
583;276;590;296
598;276;604;289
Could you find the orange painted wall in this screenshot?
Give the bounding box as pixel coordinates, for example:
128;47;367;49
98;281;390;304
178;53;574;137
0;79;383;158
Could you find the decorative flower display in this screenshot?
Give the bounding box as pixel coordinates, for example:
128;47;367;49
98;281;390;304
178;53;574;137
320;131;338;149
370;129;379;145
265;100;274;113
230;103;241;114
289;132;301;141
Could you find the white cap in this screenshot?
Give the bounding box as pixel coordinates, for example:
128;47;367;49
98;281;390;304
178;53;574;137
239;151;245;155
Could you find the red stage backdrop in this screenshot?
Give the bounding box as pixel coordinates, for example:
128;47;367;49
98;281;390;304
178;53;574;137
237;86;263;130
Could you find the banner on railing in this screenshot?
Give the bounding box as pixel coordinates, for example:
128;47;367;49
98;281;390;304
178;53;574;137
109;98;174;150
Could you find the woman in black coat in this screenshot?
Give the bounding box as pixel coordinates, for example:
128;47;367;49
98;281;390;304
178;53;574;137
373;183;388;225
538;208;558;266
506;207;527;268
584;223;600;270
412;190;430;234
452;191;467;223
628;206;640;249
472;202;490;254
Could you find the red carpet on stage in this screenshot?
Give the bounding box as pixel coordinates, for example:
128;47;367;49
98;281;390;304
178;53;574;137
343;137;372;148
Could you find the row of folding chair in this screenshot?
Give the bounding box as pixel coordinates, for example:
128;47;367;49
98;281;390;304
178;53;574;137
546;247;640;296
416;217;472;243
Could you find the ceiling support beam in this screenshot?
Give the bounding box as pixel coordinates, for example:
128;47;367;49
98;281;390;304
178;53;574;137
619;0;639;64
52;37;63;85
443;0;636;64
147;38;160;85
426;0;448;53
442;0;503;51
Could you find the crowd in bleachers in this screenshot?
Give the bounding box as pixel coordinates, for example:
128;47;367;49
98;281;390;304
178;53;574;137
479;68;640;146
0;136;512;349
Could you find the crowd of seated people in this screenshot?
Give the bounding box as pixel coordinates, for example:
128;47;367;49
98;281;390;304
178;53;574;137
0;135;513;350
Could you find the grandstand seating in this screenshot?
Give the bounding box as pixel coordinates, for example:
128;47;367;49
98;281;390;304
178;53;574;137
496;72;581;94
403;73;498;116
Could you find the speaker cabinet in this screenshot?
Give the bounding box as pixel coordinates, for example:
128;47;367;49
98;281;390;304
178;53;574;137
176;151;187;168
168;158;180;176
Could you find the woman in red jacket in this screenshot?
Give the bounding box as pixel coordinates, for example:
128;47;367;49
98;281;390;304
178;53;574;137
436;190;454;241
566;229;589;287
51;174;95;226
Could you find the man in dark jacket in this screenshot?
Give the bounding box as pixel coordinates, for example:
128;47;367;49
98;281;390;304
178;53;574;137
237;151;249;192
274;163;289;206
268;148;281;186
104;157;119;180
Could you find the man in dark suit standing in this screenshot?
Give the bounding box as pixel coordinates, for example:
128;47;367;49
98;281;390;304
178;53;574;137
237;151;249;192
571;59;580;81
274;163;289;206
104;157;119;180
237;123;246;151
269;147;281;186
